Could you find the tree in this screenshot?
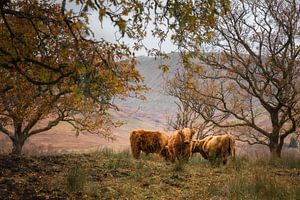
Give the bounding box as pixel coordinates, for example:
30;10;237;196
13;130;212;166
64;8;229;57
166;70;217;139
0;0;145;155
174;0;300;158
0;0;229;155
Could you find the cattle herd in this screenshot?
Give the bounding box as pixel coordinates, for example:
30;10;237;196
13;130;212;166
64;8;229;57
130;128;236;165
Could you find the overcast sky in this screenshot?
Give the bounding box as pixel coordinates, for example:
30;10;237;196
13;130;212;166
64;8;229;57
64;1;177;56
90;12;177;56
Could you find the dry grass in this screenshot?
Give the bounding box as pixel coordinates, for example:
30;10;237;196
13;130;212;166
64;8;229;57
0;149;299;199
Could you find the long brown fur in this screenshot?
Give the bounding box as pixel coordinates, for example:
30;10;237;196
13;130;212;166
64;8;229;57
130;129;169;159
160;145;172;161
192;134;236;165
168;128;195;162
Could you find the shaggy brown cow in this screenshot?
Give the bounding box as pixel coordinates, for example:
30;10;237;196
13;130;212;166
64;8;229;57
160;145;171;161
129;129;169;159
168;128;196;162
192;134;236;165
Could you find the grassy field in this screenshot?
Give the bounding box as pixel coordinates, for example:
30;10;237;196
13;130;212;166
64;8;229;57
0;149;300;200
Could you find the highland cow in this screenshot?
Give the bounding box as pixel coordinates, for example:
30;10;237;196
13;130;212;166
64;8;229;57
168;128;196;162
160;145;172;161
130;129;169;159
192;134;236;165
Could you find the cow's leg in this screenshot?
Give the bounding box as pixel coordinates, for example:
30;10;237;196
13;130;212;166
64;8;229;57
134;151;141;159
208;151;216;164
221;148;231;165
132;148;141;159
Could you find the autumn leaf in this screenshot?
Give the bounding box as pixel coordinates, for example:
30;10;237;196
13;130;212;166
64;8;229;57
116;18;126;37
99;8;106;22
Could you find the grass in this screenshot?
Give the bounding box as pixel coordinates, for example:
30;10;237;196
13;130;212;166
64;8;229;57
66;165;87;192
0;149;299;199
221;166;300;200
173;159;188;172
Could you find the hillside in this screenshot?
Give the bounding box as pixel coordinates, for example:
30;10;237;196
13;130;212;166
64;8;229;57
111;53;181;138
0;150;299;199
118;53;180;114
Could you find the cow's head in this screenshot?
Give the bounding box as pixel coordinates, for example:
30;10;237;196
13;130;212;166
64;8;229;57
179;128;196;145
192;140;201;153
191;139;208;159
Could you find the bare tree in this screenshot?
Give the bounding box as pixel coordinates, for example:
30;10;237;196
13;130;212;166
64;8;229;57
166;70;217;139
181;0;300;158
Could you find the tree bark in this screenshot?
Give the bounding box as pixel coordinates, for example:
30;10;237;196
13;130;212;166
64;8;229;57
11;132;26;156
12;141;23;155
269;136;283;159
269;112;283;159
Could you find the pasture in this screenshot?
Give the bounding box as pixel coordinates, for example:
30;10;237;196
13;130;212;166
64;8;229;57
0;149;299;200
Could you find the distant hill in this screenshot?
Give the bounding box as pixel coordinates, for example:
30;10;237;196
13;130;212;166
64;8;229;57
113;53;182;135
117;53;181;114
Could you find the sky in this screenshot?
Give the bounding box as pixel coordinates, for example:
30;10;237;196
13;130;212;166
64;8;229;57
88;10;177;56
64;0;177;56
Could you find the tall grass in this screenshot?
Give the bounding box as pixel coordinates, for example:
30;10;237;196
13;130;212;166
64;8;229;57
223;167;298;200
66;148;300;199
172;159;187;172
207;154;300;200
66;165;87;192
268;154;300;169
100;148;133;170
189;154;206;164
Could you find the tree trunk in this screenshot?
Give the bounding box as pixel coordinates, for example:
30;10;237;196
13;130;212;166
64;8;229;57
12;140;24;155
11;132;26;156
269;146;281;158
269;136;283;159
269;112;283;159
